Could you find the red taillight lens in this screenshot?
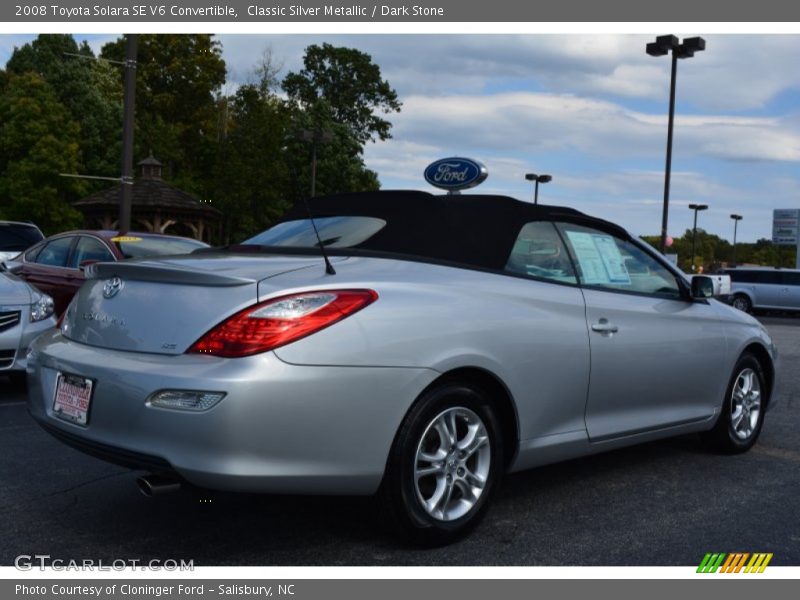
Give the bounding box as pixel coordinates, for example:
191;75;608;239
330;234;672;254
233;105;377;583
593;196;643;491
187;289;378;358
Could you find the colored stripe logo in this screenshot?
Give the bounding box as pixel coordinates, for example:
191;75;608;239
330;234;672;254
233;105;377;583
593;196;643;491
697;553;773;573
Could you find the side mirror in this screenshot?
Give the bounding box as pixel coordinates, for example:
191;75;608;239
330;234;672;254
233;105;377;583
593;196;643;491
691;275;715;299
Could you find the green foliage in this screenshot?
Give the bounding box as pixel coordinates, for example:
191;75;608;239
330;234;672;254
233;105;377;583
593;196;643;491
283;43;401;144
6;34;122;184
641;230;796;272
0;72;84;233
100;34;226;195
0;36;398;243
211;84;293;243
284;98;380;203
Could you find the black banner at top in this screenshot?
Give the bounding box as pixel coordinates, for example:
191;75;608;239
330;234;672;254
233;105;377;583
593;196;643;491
3;0;800;22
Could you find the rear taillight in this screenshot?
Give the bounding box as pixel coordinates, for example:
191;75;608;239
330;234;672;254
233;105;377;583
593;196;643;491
187;289;378;358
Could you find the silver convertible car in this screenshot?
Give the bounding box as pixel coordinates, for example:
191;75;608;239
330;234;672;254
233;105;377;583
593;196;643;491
27;191;778;545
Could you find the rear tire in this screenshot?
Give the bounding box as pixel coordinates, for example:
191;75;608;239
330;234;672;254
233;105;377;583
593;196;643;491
731;294;752;313
702;353;766;454
379;382;503;546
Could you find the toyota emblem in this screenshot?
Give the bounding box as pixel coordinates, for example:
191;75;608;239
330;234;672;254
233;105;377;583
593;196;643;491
103;277;124;299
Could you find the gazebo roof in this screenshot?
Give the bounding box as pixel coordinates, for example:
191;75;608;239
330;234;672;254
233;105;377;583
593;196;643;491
73;180;219;216
72;155;220;217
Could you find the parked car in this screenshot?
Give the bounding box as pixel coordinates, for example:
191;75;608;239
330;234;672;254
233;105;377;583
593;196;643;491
0;221;44;263
8;230;208;315
724;266;800;313
0;264;56;385
26;192;778;545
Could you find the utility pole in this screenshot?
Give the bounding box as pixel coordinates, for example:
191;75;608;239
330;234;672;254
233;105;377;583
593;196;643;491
119;34;137;232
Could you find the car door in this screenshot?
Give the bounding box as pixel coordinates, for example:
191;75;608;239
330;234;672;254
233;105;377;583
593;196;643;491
751;270;785;309
20;235;78;315
555;221;726;441
500;221;591;442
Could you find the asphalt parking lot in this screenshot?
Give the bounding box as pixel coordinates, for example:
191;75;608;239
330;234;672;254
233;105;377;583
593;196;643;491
2;315;799;567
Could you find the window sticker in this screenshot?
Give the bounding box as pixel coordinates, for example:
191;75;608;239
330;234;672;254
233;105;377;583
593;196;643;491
565;231;631;285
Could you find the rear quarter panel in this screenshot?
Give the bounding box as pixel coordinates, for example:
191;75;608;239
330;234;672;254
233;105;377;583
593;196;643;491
265;257;592;442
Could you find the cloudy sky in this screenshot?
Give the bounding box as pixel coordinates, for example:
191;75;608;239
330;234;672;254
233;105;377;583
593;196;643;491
3;33;800;242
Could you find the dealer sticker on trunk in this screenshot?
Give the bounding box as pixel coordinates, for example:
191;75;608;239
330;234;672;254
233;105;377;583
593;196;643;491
53;373;93;426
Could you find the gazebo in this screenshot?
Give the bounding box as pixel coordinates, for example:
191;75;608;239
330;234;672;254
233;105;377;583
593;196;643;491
72;155;221;242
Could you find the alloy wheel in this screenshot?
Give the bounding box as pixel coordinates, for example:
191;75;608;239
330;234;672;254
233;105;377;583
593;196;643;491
413;407;491;522
730;367;761;440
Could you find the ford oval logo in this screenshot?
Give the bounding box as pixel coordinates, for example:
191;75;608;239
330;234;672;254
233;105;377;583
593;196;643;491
424;157;488;191
103;277;124;299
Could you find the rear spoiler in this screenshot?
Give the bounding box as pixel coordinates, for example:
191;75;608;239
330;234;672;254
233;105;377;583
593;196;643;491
86;261;255;287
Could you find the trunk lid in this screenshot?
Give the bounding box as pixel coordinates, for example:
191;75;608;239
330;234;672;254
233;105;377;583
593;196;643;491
65;253;338;355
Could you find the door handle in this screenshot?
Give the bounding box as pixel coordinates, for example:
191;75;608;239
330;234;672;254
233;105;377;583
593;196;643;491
591;319;619;334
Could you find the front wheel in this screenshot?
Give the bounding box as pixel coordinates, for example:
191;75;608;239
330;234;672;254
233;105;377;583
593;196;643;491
702;353;766;453
379;382;504;546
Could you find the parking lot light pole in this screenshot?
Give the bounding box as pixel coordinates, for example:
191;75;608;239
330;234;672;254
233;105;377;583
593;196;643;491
647;35;706;253
730;214;743;267
688;203;708;272
525;173;552;205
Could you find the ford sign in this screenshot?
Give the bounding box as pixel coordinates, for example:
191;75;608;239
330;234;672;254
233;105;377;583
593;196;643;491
424;157;488;192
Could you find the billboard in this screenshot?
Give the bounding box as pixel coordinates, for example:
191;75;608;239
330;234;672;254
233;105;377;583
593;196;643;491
772;209;800;245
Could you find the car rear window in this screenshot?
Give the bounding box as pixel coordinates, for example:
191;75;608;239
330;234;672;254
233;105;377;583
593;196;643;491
111;236;208;259
244;217;387;248
0;223;44;252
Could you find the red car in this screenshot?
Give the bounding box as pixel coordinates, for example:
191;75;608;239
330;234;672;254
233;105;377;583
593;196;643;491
9;231;208;315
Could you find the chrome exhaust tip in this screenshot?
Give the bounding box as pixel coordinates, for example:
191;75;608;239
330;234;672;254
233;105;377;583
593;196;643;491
136;474;181;497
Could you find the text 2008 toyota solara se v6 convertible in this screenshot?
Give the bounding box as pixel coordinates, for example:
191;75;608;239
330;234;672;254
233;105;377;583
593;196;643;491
28;191;778;544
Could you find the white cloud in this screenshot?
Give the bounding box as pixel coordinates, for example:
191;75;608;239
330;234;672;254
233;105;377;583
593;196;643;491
385;91;800;163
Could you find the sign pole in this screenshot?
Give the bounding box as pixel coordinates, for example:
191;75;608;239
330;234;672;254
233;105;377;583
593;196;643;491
796;235;800;270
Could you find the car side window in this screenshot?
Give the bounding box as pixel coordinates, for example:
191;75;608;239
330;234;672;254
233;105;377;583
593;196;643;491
505;221;577;285
35;237;74;268
556;222;682;299
24;244;43;262
69;236;114;268
784;272;800;286
760;271;783;285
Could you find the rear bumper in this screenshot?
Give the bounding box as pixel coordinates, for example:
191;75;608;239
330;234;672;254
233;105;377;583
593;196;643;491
27;329;438;494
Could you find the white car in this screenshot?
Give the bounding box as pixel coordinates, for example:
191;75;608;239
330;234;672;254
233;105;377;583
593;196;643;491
0;265;56;385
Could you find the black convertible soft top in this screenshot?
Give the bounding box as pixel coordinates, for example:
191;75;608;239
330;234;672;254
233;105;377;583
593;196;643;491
277;190;629;271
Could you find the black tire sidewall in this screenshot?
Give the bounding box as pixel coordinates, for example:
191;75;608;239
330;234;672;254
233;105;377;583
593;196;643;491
715;354;766;452
733;295;752;313
385;382;503;544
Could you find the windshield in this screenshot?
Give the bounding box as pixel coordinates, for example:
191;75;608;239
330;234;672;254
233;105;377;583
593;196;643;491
0;223;44;252
111;236;208;259
244;216;387;248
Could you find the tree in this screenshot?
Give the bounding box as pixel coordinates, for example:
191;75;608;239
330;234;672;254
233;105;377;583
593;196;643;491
283;98;380;204
641;231;795;271
101;35;227;195
6;34;122;183
0;73;84;233
211;84;293;243
283;43;401;144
